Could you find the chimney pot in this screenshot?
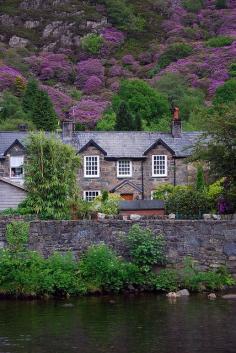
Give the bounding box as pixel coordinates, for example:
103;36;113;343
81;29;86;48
171;107;182;138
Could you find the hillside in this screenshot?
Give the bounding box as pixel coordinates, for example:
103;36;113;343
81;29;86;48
0;0;235;130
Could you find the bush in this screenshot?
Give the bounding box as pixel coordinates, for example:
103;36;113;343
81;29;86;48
92;192;121;215
79;244;139;292
182;0;204;12
216;0;227;9
229;62;236;78
96;111;116;131
69;89;82;100
157;43;193;70
213;79;236;106
154;269;179;292
126;225;166;270
166;188;210;218
206;36;234;48
181;258;235;291
81;34;103;54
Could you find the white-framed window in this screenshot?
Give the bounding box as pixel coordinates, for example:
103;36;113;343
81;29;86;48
10;156;24;179
117;160;132;177
152;155;168;177
83;190;101;202
84;156;100;178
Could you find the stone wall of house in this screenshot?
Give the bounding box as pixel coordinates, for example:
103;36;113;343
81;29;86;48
0;219;236;276
78;144;192;199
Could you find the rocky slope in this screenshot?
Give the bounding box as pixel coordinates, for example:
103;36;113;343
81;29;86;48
0;0;235;127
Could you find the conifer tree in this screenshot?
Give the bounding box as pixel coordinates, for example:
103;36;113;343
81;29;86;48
22;79;39;114
195;165;205;192
115;101;135;131
135;113;142;131
31;90;58;131
22;80;58;131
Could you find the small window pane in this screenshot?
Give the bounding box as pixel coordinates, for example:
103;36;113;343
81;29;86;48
84;191;100;202
118;160;131;177
10;156;24;178
85;156;99;177
153;155;167;176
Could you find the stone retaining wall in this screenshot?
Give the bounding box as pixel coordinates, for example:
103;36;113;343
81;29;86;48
0;219;236;275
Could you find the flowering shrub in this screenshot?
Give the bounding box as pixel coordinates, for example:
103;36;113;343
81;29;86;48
0;65;26;92
76;59;105;89
122;54;135;65
154;42;236;96
41;85;75;120
26;53;73;83
83;75;103;94
109;65;123;77
69;98;109;127
101;27;125;46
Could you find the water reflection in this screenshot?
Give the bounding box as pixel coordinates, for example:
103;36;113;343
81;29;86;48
0;295;235;353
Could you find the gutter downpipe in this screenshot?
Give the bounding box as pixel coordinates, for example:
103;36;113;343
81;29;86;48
174;157;176;186
141;159;144;200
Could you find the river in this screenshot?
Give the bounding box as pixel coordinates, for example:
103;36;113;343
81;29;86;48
0;295;235;353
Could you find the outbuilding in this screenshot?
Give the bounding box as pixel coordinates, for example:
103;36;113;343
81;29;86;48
119;199;165;218
0;177;27;211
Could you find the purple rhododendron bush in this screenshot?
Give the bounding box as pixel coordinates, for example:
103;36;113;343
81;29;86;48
0;0;236;129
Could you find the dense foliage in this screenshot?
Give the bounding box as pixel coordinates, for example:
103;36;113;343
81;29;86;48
157;43;193;70
0;222;234;297
153;177;224;217
112;79;170;129
192;104;236;212
126;225;166;270
23;132;81;219
81;34;103;54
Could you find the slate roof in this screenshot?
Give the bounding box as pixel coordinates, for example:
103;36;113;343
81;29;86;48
0;131;202;158
73;131;202;158
0;131;28;157
119;200;165;210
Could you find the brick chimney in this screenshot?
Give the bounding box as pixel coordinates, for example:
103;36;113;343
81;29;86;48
171;107;182;138
62;120;75;140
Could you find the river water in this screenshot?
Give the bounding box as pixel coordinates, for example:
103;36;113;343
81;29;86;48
0;295;235;353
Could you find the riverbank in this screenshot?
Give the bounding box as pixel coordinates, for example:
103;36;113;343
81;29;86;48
0;221;235;300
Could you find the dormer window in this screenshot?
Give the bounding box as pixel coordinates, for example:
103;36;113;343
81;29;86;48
84;156;100;178
117;160;132;178
10;156;24;179
152;155;167;177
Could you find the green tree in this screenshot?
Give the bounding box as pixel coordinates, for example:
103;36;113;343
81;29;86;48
115;101;135;130
31;90;58;131
192;104;236;187
22;80;58;131
23;132;81;219
96;111;116;131
22;79;39;114
213;79;236;106
154;73;205;121
0;92;27;121
195;165;205;192
112;79;170;129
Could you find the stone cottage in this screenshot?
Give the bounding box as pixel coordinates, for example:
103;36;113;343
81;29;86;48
0;113;201;208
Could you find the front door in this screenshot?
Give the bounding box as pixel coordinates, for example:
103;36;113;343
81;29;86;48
121;193;134;201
